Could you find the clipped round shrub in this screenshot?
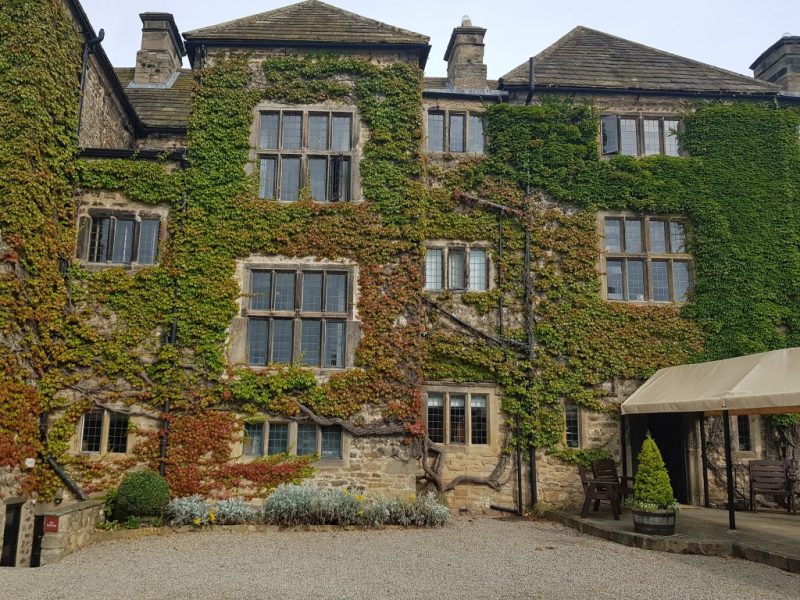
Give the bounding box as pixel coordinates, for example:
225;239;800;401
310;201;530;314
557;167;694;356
115;470;171;519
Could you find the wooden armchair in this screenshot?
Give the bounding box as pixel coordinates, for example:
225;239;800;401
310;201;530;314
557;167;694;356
578;464;621;520
592;458;635;500
749;460;796;514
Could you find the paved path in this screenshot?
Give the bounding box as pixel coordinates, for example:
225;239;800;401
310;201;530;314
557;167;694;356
4;516;799;600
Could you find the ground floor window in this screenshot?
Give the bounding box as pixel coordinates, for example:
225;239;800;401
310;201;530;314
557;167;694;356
242;421;343;460
565;404;581;448
425;390;489;445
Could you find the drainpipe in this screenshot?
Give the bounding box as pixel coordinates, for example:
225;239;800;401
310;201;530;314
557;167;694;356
46;456;88;501
525;57;535;106
77;29;105;141
497;209;504;340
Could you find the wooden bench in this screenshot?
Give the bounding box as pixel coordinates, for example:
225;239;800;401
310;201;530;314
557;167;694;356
578;464;621;520
749;460;796;514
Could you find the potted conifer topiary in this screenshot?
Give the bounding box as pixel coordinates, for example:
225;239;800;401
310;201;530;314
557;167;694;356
627;434;679;535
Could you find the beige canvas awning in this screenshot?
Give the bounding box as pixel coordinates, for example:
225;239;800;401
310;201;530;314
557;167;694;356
621;347;800;416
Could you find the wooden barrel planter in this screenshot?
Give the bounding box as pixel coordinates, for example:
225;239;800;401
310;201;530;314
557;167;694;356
631;509;676;535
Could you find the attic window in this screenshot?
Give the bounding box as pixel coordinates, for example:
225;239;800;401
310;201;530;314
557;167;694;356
601;116;682;157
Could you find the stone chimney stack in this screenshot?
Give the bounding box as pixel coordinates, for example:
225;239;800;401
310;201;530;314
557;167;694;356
750;35;800;94
133;13;185;87
444;16;488;90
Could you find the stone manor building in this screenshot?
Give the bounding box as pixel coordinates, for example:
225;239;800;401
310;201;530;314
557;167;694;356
1;0;798;567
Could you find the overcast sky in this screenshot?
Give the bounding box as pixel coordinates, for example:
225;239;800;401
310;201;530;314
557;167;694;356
80;0;798;79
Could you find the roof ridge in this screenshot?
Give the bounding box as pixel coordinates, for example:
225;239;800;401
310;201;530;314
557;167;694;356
183;0;428;43
574;26;779;90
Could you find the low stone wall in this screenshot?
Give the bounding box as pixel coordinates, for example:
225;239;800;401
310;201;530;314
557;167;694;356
36;501;103;567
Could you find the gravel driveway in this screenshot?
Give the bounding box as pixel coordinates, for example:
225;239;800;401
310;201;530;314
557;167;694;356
4;516;798;600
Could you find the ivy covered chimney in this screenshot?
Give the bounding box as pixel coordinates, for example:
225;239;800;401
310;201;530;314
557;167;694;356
751;35;800;94
444;16;488;90
132;13;185;87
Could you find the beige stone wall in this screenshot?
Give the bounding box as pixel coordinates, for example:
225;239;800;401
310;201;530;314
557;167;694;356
79;58;136;150
35;501;104;566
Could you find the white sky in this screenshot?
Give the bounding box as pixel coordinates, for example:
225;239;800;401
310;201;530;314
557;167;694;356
80;0;798;79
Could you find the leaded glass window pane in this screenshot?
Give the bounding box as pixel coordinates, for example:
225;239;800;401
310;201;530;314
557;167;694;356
448;249;465;290
650;221;667;253
331;115;352;151
468;115;484;153
89;217;111;262
110;219;135;264
324;321;345;368
309;114;329;150
673;261;690;302
297;424;318;456
427;112;445;152
471;395;487;445
604;218;622;252
247;319;268;366
737;416;752;451
267;423;289;455
137;219;159;265
607;259;624;300
274;272;296;310
468;249;488;291
259;113;279;149
243;422;264;456
643;119;660;156
627;260;645;301
651;260;670;301
425;249;443;291
280;157;301;202
426;394;444;443
300;319;321;366
664;119;680;157
326;273;347;313
449;114;465;152
309;157;327;202
251;271;272;310
620;118;638;156
302;272;323;311
339;158;351;202
107;413;129;453
282;113;302;149
669;222;686;253
449;395;466;444
271;319;293;363
259;158;276;200
321;426;342;459
81;410;103;453
565;404;580;448
624;219;643;253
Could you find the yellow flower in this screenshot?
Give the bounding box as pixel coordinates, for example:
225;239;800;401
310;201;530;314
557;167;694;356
357;510;364;516
209;511;216;522
192;517;201;526
354;495;365;502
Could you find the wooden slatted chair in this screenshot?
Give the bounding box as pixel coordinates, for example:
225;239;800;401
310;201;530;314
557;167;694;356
592;458;635;500
578;464;621;520
749;460;796;514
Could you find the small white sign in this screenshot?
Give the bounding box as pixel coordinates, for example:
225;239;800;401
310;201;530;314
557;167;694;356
24;457;36;469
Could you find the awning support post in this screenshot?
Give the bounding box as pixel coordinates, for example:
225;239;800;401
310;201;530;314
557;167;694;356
620;414;628;482
722;409;736;530
699;413;710;508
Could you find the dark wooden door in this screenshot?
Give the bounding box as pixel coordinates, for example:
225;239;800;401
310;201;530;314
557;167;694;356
1;502;22;567
30;515;45;568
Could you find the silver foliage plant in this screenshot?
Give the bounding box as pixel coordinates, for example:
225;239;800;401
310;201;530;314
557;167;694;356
165;495;211;527
261;483;451;527
215;497;260;524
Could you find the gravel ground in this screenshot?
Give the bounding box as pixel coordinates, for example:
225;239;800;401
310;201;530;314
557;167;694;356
3;516;799;600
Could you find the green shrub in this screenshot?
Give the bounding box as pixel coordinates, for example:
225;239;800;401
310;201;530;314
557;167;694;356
631;434;677;512
115;470;171;519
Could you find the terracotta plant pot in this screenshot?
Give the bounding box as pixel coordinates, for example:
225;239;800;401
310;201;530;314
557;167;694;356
631;508;676;535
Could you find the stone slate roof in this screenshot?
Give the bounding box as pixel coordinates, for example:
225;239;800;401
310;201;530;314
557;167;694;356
115;68;193;130
183;0;429;46
500;26;779;95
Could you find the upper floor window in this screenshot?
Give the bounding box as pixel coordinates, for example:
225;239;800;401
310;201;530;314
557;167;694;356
258;110;355;202
76;211;161;266
427;110;485;154
80;409;129;454
424;244;490;292
602;215;692;303
425;390;488;446
601;115;681;157
245;266;352;369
